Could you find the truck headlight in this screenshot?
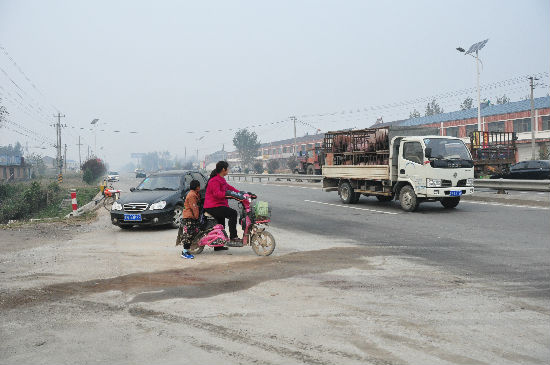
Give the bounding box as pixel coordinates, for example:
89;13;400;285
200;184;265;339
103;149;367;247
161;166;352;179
426;178;442;188
112;201;123;211
149;201;167;210
466;178;474;186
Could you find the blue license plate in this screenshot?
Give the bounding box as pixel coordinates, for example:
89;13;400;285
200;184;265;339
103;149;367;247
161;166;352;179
449;191;462;197
124;214;142;221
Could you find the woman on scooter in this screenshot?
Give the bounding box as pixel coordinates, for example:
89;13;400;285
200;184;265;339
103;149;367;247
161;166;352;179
204;161;241;249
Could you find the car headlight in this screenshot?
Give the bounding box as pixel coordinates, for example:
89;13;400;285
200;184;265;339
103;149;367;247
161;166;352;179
426;178;442;188
149;201;167;210
466;178;474;186
112;201;123;211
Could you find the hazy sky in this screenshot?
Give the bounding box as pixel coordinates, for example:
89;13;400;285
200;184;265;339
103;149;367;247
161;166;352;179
1;0;549;168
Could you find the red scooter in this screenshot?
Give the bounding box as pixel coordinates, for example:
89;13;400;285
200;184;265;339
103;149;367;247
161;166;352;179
189;192;276;256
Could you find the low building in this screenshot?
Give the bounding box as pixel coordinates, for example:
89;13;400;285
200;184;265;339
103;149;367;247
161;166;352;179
386;96;550;161
0;155;32;181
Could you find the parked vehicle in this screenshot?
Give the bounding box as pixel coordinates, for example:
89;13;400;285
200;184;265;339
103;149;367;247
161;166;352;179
294;147;324;175
469;131;517;177
490;160;550;180
110;170;208;228
187;191;275;256
107;171;120;182
322;126;475;211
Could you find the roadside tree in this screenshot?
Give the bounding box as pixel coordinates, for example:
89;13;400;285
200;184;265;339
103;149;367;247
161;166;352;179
233;129;260;169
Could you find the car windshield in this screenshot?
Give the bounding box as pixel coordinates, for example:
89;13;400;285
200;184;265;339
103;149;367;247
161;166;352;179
109;171;119;175
136;175;180;191
424;138;472;160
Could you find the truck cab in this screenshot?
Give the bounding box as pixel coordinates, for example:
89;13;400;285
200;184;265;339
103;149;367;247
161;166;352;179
391;136;475;210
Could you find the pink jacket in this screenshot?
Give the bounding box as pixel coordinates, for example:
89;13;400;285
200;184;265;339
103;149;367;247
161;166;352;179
203;175;240;209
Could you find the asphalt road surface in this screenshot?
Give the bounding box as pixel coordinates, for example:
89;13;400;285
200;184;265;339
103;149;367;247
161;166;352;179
235;180;550;299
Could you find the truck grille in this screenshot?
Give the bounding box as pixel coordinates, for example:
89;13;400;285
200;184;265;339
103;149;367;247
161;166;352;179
456;179;467;187
123;203;148;212
441;179;452;187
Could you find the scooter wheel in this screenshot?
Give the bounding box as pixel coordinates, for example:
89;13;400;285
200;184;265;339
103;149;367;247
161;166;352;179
250;231;276;256
188;240;204;255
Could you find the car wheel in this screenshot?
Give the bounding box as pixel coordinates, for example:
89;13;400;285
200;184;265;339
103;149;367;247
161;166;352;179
171;204;183;228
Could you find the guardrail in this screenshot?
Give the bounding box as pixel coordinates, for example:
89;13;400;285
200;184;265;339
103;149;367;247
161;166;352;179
473;179;550;192
228;174;550;192
227;173;322;183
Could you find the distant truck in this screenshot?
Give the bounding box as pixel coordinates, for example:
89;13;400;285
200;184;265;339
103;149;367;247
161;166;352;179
322;126;475;211
469;131;517;177
294;147;324;175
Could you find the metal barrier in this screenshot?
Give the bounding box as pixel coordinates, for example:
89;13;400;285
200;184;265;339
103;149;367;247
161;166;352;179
227;173;322;183
228;174;550;192
473;179;550;192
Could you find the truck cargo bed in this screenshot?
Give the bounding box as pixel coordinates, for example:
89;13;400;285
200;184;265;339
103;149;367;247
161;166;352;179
322;165;390;180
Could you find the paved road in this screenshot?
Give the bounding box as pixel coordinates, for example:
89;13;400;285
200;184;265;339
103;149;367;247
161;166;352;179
235;180;550;298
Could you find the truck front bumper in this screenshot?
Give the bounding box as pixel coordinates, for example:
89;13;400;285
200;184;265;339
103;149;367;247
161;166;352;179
423;187;474;198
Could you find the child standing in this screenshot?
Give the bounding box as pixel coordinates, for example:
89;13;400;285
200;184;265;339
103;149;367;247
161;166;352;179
177;180;201;259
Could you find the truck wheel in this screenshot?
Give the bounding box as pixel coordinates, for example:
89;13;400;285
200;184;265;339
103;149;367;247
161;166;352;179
440;197;460;209
376;195;393;202
351;193;361;204
399;185;419;212
306;165;315;175
339;182;354;204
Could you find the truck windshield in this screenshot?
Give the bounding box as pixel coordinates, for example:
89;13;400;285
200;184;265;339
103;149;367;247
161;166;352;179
424;138;471;160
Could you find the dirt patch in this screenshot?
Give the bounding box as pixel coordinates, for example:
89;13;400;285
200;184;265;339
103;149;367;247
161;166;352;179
0;246;377;310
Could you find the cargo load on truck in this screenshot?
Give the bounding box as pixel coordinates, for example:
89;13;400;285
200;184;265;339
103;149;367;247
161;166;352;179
469;131;517;177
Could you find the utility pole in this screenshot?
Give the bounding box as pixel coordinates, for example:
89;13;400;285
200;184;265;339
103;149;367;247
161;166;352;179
52;112;66;178
76;136;83;168
291;116;297;156
63;144;67;174
87;145;90;160
184;146;187;161
529;76;539;160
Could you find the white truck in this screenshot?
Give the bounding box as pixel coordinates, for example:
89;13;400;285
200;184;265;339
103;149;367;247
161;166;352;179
322;126;475;211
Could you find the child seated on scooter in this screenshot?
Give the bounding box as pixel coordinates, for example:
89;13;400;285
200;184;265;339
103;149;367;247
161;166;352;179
176;180;201;259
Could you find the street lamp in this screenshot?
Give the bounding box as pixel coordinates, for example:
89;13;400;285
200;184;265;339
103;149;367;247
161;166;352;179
457;39;489;132
90;118;99;155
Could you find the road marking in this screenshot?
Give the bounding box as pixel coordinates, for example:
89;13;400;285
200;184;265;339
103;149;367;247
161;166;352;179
462;201;549;210
304;200;399;215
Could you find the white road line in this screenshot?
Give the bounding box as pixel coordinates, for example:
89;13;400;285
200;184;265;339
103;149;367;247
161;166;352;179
304;199;399;215
462;200;549;210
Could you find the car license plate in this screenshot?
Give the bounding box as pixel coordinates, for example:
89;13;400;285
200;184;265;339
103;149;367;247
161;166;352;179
124;214;142;221
449;191;462;197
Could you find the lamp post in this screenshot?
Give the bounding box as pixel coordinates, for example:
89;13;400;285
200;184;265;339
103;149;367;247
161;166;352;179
457;39;488;132
90;118;99;157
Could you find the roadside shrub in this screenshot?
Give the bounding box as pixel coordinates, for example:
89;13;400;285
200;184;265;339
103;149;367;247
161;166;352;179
267;160;279;174
81;158;106;184
82;169;94;185
253;162;264;174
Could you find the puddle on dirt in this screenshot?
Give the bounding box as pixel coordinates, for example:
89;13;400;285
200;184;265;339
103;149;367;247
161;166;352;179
0;247;377;309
